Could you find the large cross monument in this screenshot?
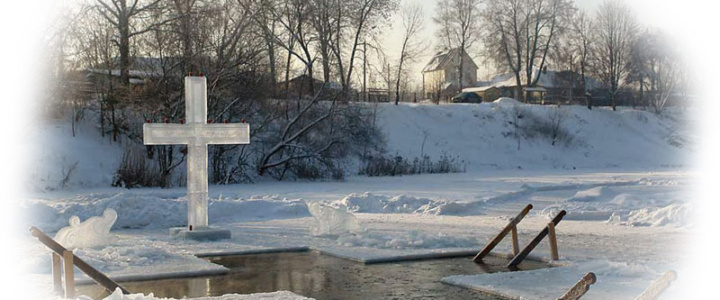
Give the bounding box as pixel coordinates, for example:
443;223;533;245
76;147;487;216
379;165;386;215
143;76;249;240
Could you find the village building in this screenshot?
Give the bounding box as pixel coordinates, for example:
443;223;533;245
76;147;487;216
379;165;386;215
460;86;502;103
276;74;344;100
468;69;606;105
421;48;478;101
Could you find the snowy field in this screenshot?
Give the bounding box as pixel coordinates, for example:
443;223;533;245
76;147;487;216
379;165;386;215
17;102;695;299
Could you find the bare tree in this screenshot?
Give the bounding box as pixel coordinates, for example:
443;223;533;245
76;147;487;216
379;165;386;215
69;3;125;140
308;0;337;83
434;0;482;91
257;91;339;176
394;3;424;105
629;30;683;113
549;8;593;107
483;0;572;102
94;0;167;85
330;0;397;100
270;0;317;95
248;0;280;95
572;10;593;109
589;0;638;111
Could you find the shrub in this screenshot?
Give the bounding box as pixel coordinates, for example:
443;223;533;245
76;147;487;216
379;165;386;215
359;153;465;177
113;148;161;188
506;106;574;147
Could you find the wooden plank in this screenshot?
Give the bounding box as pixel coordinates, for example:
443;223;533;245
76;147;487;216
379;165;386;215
557;272;597;300
508;210;566;268
29;226;130;294
634;270;677;300
63;250;75;299
548;222;559;260
511;226;520;255
473;204;533;263
52;252;62;293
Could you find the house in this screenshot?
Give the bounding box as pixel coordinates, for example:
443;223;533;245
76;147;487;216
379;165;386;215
461;86;502;102
473;70;606;104
366;88;391;103
277;74;343;99
421;48;478;101
84;56;185;94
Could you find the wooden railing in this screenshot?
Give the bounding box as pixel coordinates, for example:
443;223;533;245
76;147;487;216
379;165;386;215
473;204;533;263
635;270;677;300
507;210;566;268
29;226;130;298
558;272;597;300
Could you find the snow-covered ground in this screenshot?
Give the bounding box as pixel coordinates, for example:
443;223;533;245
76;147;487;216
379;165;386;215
17;102;695;299
19;170;692;299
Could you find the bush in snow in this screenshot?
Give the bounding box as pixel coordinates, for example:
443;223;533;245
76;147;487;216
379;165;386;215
504;105;575;148
359;153;465;177
113;147;162;188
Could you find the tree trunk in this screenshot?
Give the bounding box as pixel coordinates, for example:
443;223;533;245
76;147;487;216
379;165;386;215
118;15;131;86
514;72;523;102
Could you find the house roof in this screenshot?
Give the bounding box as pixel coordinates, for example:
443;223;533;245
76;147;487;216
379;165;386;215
87;56;184;79
462;86;499;93
479;70;606;90
277;74;343;90
422;48;478;73
523;87;547;92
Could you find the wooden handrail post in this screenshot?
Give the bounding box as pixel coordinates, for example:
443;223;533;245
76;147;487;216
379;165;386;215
508;210;566;268
29;226;130;295
510;225;520;255
634;270;677;300
63;250;75;299
547;222;559;260
473;204;533;263
557;272;596;300
51;253;62;294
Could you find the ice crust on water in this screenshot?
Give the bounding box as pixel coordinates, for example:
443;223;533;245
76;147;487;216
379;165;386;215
336;230;480;249
307;202;362;236
97;288;313;300
54;208;118;249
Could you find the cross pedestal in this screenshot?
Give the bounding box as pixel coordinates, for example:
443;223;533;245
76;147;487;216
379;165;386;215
143;76;249;240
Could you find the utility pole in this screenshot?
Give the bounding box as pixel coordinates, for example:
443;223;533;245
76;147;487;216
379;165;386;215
363;42;367;102
422;72;425;100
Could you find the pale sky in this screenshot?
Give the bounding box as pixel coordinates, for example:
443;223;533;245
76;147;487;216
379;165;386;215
377;0;699;88
377;0;604;87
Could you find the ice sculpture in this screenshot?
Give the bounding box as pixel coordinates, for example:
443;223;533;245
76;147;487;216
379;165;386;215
55;208;118;249
144;76;249;233
308;202;362;236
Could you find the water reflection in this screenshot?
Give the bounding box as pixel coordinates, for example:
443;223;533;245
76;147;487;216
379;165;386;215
78;251;548;300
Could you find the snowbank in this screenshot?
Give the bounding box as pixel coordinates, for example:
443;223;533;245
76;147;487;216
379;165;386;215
334;192;450;214
624;203;692;227
492;97;524;106
27;101;690;191
377;102;689;171
24;193;310;233
26;118;123;190
538;185;692;227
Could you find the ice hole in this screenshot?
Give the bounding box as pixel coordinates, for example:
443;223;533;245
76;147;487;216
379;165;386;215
76;250;552;299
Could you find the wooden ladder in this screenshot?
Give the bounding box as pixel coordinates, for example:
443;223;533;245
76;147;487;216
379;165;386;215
29;226;130;298
473;204;533;263
507;209;566;268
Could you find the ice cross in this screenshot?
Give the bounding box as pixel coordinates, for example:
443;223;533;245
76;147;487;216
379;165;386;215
143;76;249;230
